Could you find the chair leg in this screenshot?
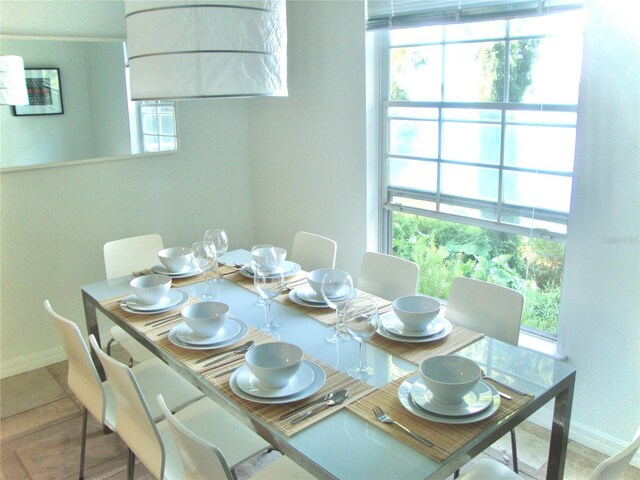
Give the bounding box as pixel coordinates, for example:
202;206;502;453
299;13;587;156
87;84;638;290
106;338;115;356
127;449;136;480
510;429;519;473
79;407;88;480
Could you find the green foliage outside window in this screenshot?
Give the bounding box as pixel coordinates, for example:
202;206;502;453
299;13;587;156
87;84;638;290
392;213;564;335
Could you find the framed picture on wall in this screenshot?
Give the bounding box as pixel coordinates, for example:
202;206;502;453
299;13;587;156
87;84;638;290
12;68;63;116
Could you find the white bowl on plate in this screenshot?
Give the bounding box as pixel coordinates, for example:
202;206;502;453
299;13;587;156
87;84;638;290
307;268;334;297
158;247;193;273
419;355;481;404
130;274;171;305
393;295;441;332
245;342;303;389
181;301;229;338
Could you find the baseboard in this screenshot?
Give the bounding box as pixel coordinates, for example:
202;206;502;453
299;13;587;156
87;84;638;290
0;346;66;379
528;406;640;469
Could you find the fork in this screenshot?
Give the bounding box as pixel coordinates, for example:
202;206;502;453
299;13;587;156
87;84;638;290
372;406;433;447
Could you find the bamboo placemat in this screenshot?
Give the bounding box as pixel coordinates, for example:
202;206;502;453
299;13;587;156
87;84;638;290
207;356;375;437
99;293;199;334
369;322;484;365
347;374;533;462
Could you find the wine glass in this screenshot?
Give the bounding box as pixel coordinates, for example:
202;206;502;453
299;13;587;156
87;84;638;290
250;245;278;306
204;229;227;282
191;242;217;300
343;297;379;378
254;266;285;332
321;269;353;344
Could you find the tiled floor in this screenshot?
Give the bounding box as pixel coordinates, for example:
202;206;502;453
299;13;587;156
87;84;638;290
1;356;638;479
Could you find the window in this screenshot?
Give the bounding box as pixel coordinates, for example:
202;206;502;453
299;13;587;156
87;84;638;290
375;6;584;337
124;61;178;154
137;101;178;153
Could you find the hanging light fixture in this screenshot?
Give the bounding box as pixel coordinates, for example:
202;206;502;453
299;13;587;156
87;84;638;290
0;55;29;106
125;0;287;100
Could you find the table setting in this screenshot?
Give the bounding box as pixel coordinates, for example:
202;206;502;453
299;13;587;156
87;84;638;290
83;237;575;480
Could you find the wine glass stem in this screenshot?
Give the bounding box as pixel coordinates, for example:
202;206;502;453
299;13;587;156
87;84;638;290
264;298;272;328
358;340;365;371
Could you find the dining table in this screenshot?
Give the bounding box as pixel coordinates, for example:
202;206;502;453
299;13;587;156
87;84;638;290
81;248;575;480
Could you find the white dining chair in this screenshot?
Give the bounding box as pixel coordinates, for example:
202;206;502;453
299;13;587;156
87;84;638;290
156;394;316;480
45;300;205;479
290;231;337;272
445;277;524;474
445;277;524;346
357;251;419;301
103;233;164;365
589;424;640;480
456;458;521;479
459;423;640;480
90;335;272;480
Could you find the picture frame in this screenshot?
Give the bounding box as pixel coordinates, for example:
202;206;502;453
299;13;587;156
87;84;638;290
12;68;63;116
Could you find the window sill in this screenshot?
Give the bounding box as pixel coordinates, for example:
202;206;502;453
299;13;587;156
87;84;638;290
518;330;568;361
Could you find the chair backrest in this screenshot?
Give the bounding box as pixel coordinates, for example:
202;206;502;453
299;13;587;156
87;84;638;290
589;425;640;480
156;394;234;480
290;231;337;272
103;233;164;279
44;300;107;425
89;334;165;479
357;252;419;301
445;277;524;346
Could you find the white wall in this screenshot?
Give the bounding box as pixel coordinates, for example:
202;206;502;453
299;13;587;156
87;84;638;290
249;0;369;277
556;0;640;444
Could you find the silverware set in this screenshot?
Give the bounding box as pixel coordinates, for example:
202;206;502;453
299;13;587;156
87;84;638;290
288;389;349;425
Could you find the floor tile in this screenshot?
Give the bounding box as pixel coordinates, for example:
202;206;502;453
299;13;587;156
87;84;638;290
0;367;66;418
0;397;80;441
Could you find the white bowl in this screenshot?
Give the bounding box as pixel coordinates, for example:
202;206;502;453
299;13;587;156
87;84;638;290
158;247;193;273
130;274;171;305
419;355;482;404
245;342;303;389
307;268;335;297
392;295;441;332
181;301;229;338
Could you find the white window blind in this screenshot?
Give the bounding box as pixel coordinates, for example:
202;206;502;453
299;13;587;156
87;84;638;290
366;0;583;30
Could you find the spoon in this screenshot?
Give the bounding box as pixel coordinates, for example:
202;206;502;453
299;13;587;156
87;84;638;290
198;341;255;367
279;388;348;420
290;389;349;424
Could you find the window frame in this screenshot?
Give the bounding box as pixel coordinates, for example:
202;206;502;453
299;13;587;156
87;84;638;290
378;16;581;253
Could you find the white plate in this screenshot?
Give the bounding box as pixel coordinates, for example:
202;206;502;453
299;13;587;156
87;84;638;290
382;313;446;338
121;289;184;312
235;363;315;398
168;318;248;350
152;264;203;278
410;379;494;417
294;284;325;304
377;317;452;343
121;289;189;315
398;375;500;424
230;360;326;404
240;261;301;279
175;319;242;346
288;289;329;309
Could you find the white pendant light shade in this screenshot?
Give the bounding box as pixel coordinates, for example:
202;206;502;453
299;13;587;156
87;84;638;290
0;56;29;105
125;1;287;100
